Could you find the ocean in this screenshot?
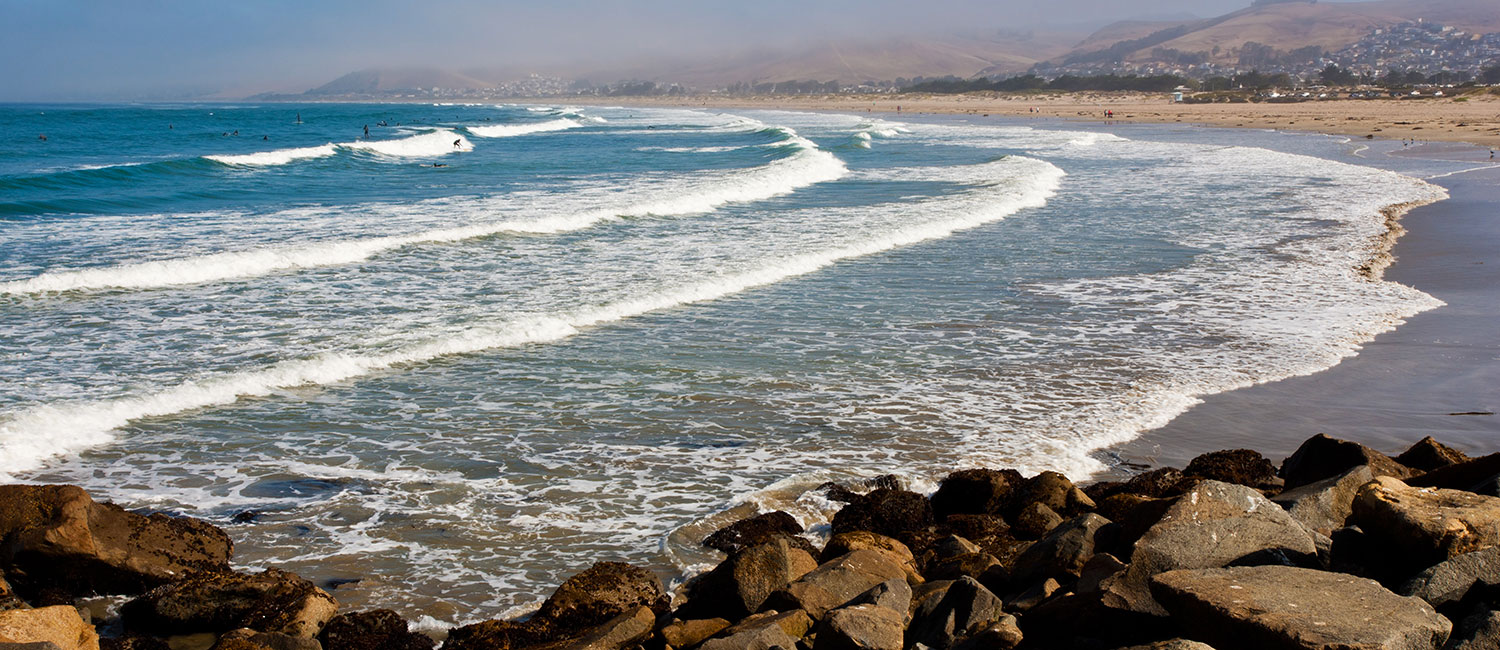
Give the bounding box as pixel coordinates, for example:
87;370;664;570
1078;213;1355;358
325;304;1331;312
0;102;1457;626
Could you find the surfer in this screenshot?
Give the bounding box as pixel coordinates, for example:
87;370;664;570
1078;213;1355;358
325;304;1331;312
263;135;270;141
38;134;46;141
453;139;462;149
432;163;447;167
296;113;302;124
364;125;369;138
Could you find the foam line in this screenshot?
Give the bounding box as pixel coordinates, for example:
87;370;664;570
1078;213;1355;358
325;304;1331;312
206;144;338;167
467;119;582;138
0;157;1064;476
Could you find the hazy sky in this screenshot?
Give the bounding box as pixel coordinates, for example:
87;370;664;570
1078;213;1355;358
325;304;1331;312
1;0;1257;100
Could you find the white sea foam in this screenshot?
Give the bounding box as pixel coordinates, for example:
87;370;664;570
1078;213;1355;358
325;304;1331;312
0;156;1062;477
206;144;339;167
344;129;474;156
0;126;846;295
467;118;582;138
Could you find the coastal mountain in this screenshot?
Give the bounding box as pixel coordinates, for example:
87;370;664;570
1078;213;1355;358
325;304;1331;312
305;68;502;95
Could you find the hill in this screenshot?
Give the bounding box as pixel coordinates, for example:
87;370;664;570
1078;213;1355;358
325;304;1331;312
305;68;499;95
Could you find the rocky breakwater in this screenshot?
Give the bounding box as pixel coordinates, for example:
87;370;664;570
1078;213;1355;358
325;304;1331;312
7;434;1500;650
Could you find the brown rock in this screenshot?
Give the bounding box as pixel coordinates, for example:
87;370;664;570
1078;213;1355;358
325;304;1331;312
1351;476;1500;568
1407;453;1500;493
439;620;551;650
208;629;320;650
813;604;904;650
1085;468;1197;502
829;490;933;541
121;568;338;639
1009;472;1082;518
99;636;170;650
929;469;1023;518
702;513;808;556
532;562;668;634
1271;465;1375;537
818;533;919;586
951;614;1022;650
937;514;1009;544
0;606;100;650
319;610;433;650
925;553;1000;583
904;577;1003;650
1395;437;1470;473
1151;565;1450;650
1184;449;1279;489
1116;642;1217;650
699;610;811;650
1011;513;1116;586
762;550;909;620
0;485;232;597
1279;434;1411;490
685;538;817;620
659;618;730;649
556;606;654;650
1011;503;1063;539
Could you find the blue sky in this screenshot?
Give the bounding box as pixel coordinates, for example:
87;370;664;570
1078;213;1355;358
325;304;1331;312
1;0;1254;100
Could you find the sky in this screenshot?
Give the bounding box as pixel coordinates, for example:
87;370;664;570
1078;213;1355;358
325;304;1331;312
0;0;1258;101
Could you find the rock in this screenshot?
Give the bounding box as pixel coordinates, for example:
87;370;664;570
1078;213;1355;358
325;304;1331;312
1351;476;1500;568
904;577;1004;650
925;553;1000;583
1004;577;1058;612
99;636;169;650
0;575;25;610
686;538;818;620
817;483;863;504
1271;465;1375;537
532;562;668;634
1009;472;1085;518
319;610;433;650
950;614;1021;650
847;580;911;617
1116;641;1217;650
1011;503;1064;539
1102;481;1317;616
818;533;920;586
440;620;552;650
829;490;934;541
1279;434;1411;490
1447;610;1500;650
557;606;654;650
121;568;337;639
0;485;233;597
1396;437;1470;473
1095;494;1175;556
1150;565;1450;650
1185;449;1279;489
928;536;980;561
762;550;910;620
1010;513;1116;586
1408;454;1500;493
813;604;904;650
938;514;1009;544
1399;547;1500;609
0;643;66;650
1076;553;1129;594
703;513;808;556
660;618;730;649
209;629;321;650
699;610;811;650
1085;468;1197;502
0;606;99;650
930;469;1023;519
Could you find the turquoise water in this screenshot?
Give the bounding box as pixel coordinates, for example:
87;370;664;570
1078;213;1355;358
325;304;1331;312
0;102;1450;624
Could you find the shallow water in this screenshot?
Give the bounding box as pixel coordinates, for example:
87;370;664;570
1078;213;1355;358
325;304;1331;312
0;102;1461;625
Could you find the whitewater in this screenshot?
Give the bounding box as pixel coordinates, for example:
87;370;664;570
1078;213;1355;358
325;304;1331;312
0;102;1451;622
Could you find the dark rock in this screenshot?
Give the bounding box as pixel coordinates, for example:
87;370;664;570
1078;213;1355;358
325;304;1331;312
1184;449;1279;489
1279;434;1412;490
1396;437;1470;473
0;485;233;598
230;511;264;525
905;577;1004;650
555;606;654;650
1101;481;1316;616
1400;547;1500;609
812;604;903;650
0;643;66;650
1447;609;1500;650
659;618;730;649
1009;472;1091;519
0;574;25;610
1076;553;1128;594
1004;577;1059;612
816;483;863;504
1115;642;1217;650
1085;468;1197;502
1151;565;1450;650
319;610;433;650
818;533;920;586
1094;494;1175;557
1327;525;1389;581
685;538;817;620
1021;591;1174;649
847;579;911;617
950;614;1022;650
829;490;934;541
762;550;910;620
440;620;552;650
703;512;807;556
699;610;812;650
532;562;668;634
209;628;321;650
936;515;1009;546
1011;503;1064;539
928;536;980;561
1011;514;1116;586
100;636;170;650
1351;476;1500;569
1270;465;1374;537
121;568;337;638
925;553;1000;583
930;469;1023;519
1408;453;1500;493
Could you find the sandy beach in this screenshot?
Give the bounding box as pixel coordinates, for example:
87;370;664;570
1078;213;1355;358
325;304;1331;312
559;90;1500;149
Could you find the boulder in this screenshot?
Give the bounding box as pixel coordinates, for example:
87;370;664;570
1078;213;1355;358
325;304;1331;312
1447;610;1500;650
1185;449;1279;489
950;614;1022;650
0;574;24;610
930;469;1023;519
659;618;731;649
925;553;1000;583
1150;565;1450;650
699;610;811;650
0;485;233;597
938;514;1009;545
1351;476;1500;568
847;580;911;617
818;534;920;586
1399;547;1500;609
904;577;1004;650
1085;468;1197;502
1004;577;1059;612
1271;465;1375;537
1076;553;1128;594
762;550;909;620
829;490;934;541
1011;503;1063;539
1116;642;1217;650
1010;513;1115;586
813;604;904;650
121;568;337;638
1279;434;1411;490
686;538;818;620
532;562;668;633
99;636;169;650
1395;437;1470;473
319;610;433;650
556;606;654;650
1407;454;1500;493
1094;494;1175;556
1101;481;1317;616
0;606;99;650
702;512;811;556
209;629;321;650
1009;472;1091;519
440;620;551;650
927;536;980;561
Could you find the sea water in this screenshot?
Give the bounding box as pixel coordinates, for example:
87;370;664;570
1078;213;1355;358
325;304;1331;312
0;102;1455;624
